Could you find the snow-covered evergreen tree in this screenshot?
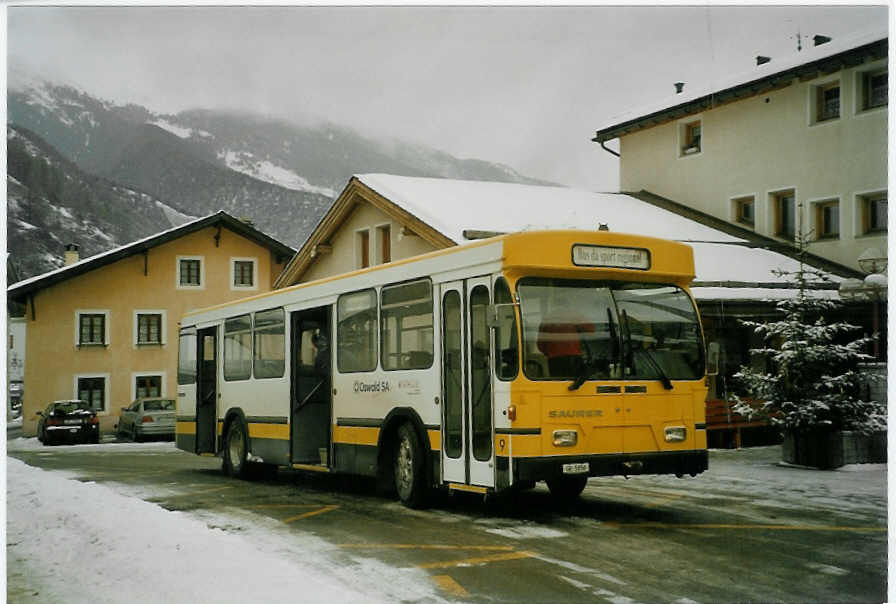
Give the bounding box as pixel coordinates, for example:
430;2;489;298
732;240;886;435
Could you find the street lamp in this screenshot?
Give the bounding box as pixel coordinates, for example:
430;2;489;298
839;248;887;358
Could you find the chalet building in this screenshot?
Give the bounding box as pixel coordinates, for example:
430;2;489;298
8;212;294;436
591;26;887;274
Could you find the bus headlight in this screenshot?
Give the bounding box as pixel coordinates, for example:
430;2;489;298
664;426;687;442
553;430;577;447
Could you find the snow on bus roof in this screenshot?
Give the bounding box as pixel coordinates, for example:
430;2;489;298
355;174;839;300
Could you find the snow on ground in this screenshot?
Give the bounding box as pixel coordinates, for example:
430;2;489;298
149;119;193;139
6;442;448;604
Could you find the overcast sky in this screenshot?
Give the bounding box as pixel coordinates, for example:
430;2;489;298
6;4;889;191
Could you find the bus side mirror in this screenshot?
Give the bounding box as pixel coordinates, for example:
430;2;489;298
706;342;720;376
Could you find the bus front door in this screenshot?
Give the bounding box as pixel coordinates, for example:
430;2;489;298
440;278;495;488
196;326;218;454
290;307;332;465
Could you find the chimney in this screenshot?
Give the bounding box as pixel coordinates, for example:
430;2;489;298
598;223;610;231
756;55;771;65
674;82;685;94
813;35;832;47
64;243;80;266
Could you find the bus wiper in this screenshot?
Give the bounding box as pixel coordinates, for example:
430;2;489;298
568;360;598;391
634;347;673;390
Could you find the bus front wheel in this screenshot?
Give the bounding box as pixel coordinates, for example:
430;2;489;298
546;475;588;501
394;423;427;508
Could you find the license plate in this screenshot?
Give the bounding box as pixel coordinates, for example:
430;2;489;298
69;428;79;433
562;462;589;475
64;419;82;425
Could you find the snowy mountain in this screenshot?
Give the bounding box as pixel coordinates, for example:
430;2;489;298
7;73;551;269
7;125;193;279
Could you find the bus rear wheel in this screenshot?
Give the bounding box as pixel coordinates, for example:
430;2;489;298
546;475;588;501
394;423;427;508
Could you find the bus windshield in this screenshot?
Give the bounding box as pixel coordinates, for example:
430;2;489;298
517;277;704;382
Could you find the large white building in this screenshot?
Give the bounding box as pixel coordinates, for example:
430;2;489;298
592;26;887;274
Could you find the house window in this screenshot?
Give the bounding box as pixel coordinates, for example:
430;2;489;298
357;230;370;269
681;120;702;155
378;225;392;264
814;200;840;239
78;313;106;346
733;196;755;227
137;313;162;345
231;258;257;289
177;257;203;288
135;375;162;399
861;192;888;234
77;377;105;411
816;82;840;122
772;190;796;238
862;70;887;110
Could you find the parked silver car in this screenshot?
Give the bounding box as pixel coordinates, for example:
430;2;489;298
116;398;176;441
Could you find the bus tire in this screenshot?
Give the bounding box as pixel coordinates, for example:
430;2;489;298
546;475;588;501
394;423;428;508
223;418;255;480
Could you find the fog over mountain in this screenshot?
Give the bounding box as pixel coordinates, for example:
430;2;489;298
7;72;550;280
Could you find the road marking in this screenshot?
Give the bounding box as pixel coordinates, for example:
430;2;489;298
417;550;535;569
604;521;886;532
283;505;339;523
642;492;686;509
432;575;470;598
339;544;515;551
537;555;626;585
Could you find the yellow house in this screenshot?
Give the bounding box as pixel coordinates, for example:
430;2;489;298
8;212;294;436
592;27;887;273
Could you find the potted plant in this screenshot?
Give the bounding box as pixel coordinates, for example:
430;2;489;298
731;242;886;469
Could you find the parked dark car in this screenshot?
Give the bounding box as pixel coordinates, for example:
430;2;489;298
116;398;176;441
36;400;100;445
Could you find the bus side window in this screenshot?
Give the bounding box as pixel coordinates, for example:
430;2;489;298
337;289;378;373
494;277;519;380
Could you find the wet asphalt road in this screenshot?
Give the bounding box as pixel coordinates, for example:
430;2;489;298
7;439;887;603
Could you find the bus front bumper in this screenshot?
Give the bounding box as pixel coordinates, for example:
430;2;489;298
509;449;708;483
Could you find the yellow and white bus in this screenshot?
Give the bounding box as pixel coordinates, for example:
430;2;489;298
176;230;708;507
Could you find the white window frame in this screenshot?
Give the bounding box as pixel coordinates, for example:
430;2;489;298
133;309;167;347
176;255;205;290
677;116;703;158
729;193;757;229
854;188;888;238
808;76;841;126
75;309;110;347
374;223;392;265
131;371;167;402
808;196;841;241
73;373;111;414
854;60;887;116
766;186;798;240
355;228;371;269
230;257;259;291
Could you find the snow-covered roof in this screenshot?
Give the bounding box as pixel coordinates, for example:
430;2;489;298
594;25;888;139
355;174;839;301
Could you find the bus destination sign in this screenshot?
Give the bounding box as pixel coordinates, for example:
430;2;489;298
572;244;650;270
